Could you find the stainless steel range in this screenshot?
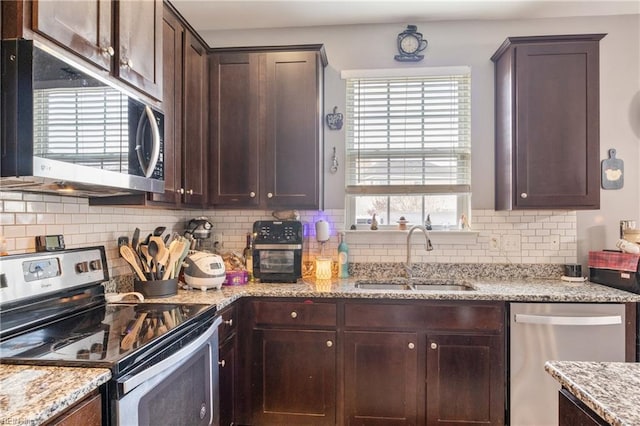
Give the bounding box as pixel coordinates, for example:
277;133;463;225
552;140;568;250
0;247;221;425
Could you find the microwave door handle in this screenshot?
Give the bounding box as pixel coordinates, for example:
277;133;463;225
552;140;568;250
135;106;160;178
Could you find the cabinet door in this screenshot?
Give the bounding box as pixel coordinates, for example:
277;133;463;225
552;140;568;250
32;0;113;71
252;329;336;425
344;331;419;425
181;32;208;207
263;51;323;209
209;52;260;207
117;0;162;99
219;335;237;426
45;391;102;426
425;334;504;425
151;7;183;205
513;41;600;209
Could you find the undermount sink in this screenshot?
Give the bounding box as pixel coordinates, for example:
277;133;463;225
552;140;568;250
354;279;475;292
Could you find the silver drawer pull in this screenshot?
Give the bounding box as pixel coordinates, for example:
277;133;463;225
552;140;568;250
408;342;415;350
430;342;438;350
290;311;298;319
218;360;226;367
223;319;233;326
326;340;333;348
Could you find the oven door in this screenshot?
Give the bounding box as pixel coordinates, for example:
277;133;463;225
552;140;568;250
115;317;221;426
254;246;302;282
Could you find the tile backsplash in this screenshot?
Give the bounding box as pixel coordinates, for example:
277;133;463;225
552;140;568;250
1;191;577;278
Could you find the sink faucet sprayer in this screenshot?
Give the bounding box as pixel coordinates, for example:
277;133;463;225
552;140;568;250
405;225;434;278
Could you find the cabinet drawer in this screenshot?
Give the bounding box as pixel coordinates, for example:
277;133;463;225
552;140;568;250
345;301;504;332
252;300;336;328
218;304;238;343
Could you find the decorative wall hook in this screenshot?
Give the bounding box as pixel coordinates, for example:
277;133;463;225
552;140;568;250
330;147;339;173
326;106;343;130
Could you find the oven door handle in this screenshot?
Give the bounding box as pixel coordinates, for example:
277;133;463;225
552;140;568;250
120;316;222;394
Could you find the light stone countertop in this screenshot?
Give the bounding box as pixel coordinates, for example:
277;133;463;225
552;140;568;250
140;277;640;309
0;364;111;425
3;276;638;425
545;361;640;426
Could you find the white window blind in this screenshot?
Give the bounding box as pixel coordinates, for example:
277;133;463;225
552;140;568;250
33;86;128;171
345;71;471;228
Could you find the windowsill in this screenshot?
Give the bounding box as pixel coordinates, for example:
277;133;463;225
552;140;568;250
344;229;479;245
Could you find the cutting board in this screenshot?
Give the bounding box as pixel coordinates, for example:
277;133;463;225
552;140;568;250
601;148;624;189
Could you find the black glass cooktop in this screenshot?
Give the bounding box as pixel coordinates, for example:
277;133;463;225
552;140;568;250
0;302;215;372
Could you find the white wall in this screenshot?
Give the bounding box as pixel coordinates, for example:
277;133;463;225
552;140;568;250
202;14;640;260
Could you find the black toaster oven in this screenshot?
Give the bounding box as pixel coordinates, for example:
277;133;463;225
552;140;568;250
252;221;303;283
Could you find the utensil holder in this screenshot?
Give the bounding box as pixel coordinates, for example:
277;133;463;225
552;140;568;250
134;278;178;298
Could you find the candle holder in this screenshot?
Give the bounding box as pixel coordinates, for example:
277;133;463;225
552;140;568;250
315;257;332;280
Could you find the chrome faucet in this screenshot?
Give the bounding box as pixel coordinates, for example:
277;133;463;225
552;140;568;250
405;225;434;278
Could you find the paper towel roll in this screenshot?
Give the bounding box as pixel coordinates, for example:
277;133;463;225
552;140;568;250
315;220;330;242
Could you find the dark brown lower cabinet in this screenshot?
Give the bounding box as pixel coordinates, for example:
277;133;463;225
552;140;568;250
426;334;504;425
219;335;237;426
44;390;101;426
343;331;419;425
558;388;608;426
251;328;337;425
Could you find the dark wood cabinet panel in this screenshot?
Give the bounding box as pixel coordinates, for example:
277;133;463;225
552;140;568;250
116;0;162;99
343;331;419;425
252;299;337;328
219;332;237;426
181;31;208;207
32;0;112;70
492;34;605;210
44;391;101;426
209;52;261;207
264;51;323;209
209;46;326;209
425;334;505;425
251;328;337;425
558;388;608;426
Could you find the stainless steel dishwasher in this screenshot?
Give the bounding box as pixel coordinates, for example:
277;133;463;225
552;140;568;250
509;303;626;426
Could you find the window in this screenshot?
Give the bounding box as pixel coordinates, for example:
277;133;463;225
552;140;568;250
343;67;471;230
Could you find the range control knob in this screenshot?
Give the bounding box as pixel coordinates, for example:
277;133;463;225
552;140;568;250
89;260;102;271
75;262;89;273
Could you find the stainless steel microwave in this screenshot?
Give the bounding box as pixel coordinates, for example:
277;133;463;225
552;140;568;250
0;39;164;196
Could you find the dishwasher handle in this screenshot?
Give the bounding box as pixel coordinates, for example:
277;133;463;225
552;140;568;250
514;313;622;326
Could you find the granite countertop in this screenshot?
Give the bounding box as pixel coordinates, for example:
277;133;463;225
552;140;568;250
0;364;111;425
139;277;640;309
545;361;640;426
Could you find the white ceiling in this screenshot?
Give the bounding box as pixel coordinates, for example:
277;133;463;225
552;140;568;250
170;0;640;32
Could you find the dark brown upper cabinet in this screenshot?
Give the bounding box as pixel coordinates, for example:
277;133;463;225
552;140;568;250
6;0;162;100
209;45;327;210
492;34;605;210
90;3;207;208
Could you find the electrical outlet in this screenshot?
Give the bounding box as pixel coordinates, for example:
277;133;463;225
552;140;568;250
489;235;501;251
550;235;560;251
502;235;521;252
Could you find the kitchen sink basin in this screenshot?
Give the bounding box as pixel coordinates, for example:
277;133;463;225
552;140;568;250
354;279;474;292
354;282;413;291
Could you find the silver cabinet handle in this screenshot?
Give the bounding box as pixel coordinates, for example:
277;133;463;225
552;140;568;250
218;360;226;367
326;340;333;348
514;314;622;326
223;319;233;326
267;192;273;199
121;58;133;69
187;189;194;195
290;311;297;319
430;342;437;350
520;192;528;199
178;188;185;194
101;46;115;57
249;192;256;198
408;342;415;349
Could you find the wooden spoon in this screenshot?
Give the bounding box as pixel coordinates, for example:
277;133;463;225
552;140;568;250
120;312;147;350
120;245;147;281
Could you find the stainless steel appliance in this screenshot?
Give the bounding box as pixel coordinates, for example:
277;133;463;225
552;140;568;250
0;247;221;425
253;220;303;283
1;39;164;196
509;303;626;426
